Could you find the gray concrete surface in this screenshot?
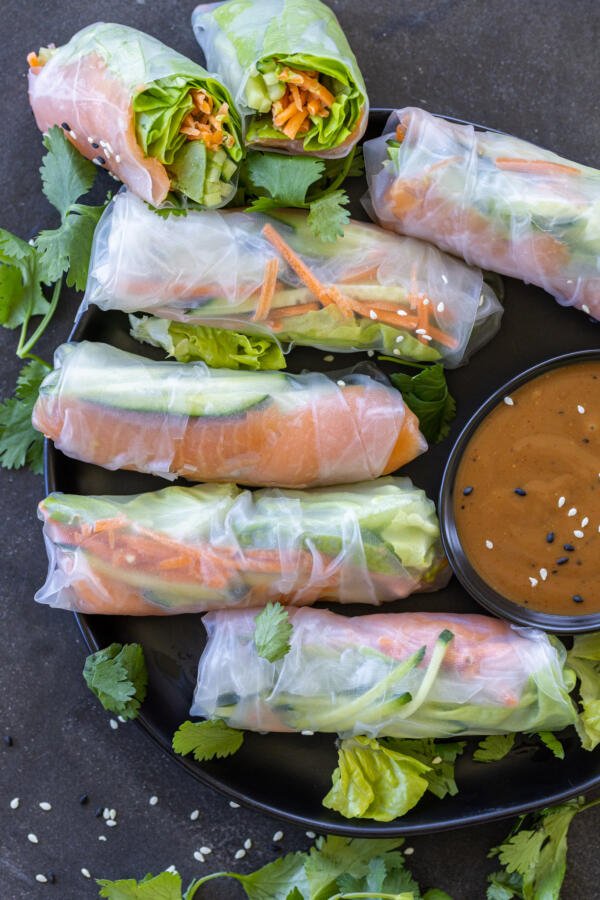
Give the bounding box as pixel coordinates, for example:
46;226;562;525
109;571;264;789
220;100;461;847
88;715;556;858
1;1;600;897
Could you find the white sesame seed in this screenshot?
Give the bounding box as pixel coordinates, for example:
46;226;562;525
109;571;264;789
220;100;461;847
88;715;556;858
98;835;107;841
323;355;334;362
540;568;548;581
244;838;252;850
305;830;316;839
574;530;585;539
393;348;401;356
396;335;405;342
437;302;445;313
404;847;415;855
397;309;408;316
81;868;91;879
529;577;538;587
558;496;566;508
115;154;122;163
366;349;375;357
149;796;158;806
369;309;378;320
106;819;117;828
106;142;114;154
10;798;19;810
229;801;240;809
87;136;95;144
200;846;212;855
581;517;589;527
27;834;38;844
577;405;585;414
124;554;136;564
582;304;590;314
69;130;77;140
503;396;514;406
193;851;205;863
336;380;346;387
39;802;51;811
423;297;430;306
415;328;427;335
431;756;442;765
421;334;433;341
190;809;200;821
166;866;178;874
568;507;577;517
118;716;127;723
102;808;110;820
441;274;448;284
485;539;494;549
109;719;118;730
272;830;284;842
35;875;48;884
100;140;107;148
234;849;246;860
109;809;116;820
301;730;314;736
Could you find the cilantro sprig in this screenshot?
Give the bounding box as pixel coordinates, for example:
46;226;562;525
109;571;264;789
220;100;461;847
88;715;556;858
253;602;293;663
473;733;516;763
387;362;456;444
83;642;148;720
172;719;244;761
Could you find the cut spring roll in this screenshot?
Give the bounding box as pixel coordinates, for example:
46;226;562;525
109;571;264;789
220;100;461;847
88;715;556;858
84;192;503;367
193;608;577;737
28;23;243;207
192;0;368;156
32;342;426;487
364;107;600;319
36;479;448;614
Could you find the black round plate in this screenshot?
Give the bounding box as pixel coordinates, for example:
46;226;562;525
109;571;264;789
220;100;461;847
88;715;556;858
45;109;600;836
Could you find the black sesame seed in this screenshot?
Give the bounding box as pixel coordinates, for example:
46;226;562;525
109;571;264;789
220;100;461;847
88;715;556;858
563;544;575;552
546;532;555;543
91;142;100;149
572;594;584;603
47;873;56;884
94;156;106;165
61;122;70;131
79;793;89;805
556;556;569;565
514;488;527;496
94;805;103;818
3;735;13;747
462;486;474;496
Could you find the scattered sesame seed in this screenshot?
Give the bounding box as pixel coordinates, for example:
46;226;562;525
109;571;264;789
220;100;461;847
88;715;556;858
109;719;118;730
323;355;334;362
117;716;126;723
229;801;240;809
61;122;70;131
79;794;89;805
39;802;51;811
581;516;589;527
437;302;445;312
234;849;246;860
366;349;375;357
102;809;110;820
4;735;13;746
10;798;19;809
558;496;566;508
529;577;538;587
421;333;433;341
336;380;346;387
272;830;284;842
503;396;514;406
463;486;474;496
115;154;122;163
69;130;77;140
106;820;117;828
106;142;114;154
557;556;569;565
546;532;555;543
567;507;577;517
577;405;585;414
514;488;527;496
369;310;378;320
87;136;95;144
91;142;100;149
423;297;430;306
305;831;316;839
301;730;314;735
244;838;252;850
397;309;408;316
149;796;158;806
166;866;178;874
573;594;584;603
564;543;575;552
404;847;415;855
109;809;117;820
200;846;212;855
125;553;136;564
81;868;91;879
573;530;585;538
190;809;199;821
93;156;106;166
431;756;442;765
35;875;48;884
98;835;107;841
540;568;548;581
442;274;448;284
415;328;427;335
396;335;404;342
393;348;401;355
582;304;590;314
193;851;205;863
27;834;38;844
485;539;494;549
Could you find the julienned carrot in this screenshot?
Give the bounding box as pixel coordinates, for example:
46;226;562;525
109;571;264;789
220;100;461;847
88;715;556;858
253;257;279;321
282;109;309;139
494;157;581;176
340;266;382;284
296;73;335;107
268;301;321;319
273;101;299;128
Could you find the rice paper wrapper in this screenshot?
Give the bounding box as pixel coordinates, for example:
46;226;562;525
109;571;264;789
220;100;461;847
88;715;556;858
363;106;600;319
36;478;448;614
192;607;577;738
192;0;368;156
83;191;503;367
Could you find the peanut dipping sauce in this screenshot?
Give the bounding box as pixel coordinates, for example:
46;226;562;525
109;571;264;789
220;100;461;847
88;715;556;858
454;361;600;615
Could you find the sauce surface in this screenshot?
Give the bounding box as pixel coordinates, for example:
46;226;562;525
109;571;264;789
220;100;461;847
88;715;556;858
454;361;600;615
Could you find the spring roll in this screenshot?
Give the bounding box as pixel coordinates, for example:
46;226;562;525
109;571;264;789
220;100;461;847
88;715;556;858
83;192;503;367
28;23;243;208
192;607;577;737
364;107;600;319
32;341;426;487
192;0;368;157
36;478;448;614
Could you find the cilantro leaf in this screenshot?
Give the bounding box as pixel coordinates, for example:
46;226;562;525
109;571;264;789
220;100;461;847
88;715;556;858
474;733;516;763
384;738;466;799
537;731;565;760
254;602;293;662
40;126;96;218
83;643;147;720
307;190;350;242
305;835;406;899
0;359;48;473
245;152;324;206
236;852;309;900
97;871;183;899
0;230;48;328
486;868;524;899
172;719;244;761
36;203;105;290
390;363;456;444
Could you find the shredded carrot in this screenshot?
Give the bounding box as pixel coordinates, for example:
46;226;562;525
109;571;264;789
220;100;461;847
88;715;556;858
295;73;335;107
158;555;194;571
27;51;41;68
273;101;299;128
339;267;382;284
495;157;581;176
277;67;304;85
395;123;407;142
282;109;309;140
269;301;321;319
93;517;127;534
261;224;331;304
290;84;303;111
253;257;280;321
180;90;231;150
417;295;429;332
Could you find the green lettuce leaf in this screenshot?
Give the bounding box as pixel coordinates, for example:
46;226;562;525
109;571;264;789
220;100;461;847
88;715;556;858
567;632;600;750
389;364;456;444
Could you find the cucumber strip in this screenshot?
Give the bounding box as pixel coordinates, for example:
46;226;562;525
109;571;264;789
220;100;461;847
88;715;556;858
394;630;454;720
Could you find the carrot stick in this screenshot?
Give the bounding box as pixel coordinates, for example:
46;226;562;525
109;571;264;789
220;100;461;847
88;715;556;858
93;517;128;534
274;101;299;128
495;157;581;176
158;555;194;571
282;109;309;139
269;301;321;319
278;67;304;85
290;84;303;111
340;266;382;284
252;257;279;321
297;73;335;107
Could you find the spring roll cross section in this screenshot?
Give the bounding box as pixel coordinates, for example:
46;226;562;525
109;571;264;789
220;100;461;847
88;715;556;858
364;107;600;319
36;478;448;614
28;23;243;208
32;342;426;487
193;608;577;738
